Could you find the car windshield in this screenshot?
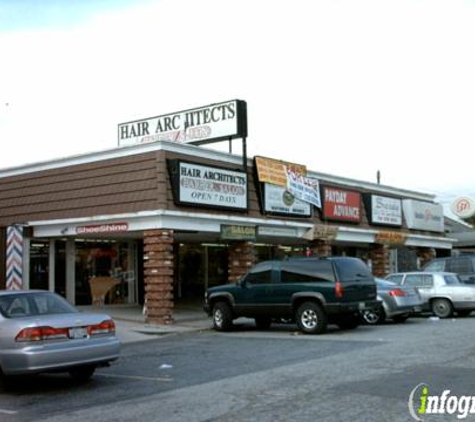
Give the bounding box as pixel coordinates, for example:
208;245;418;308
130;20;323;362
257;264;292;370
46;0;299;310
0;292;78;319
444;274;462;285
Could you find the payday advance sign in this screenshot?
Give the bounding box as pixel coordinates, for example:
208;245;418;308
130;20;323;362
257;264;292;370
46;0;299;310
323;187;361;223
168;160;247;210
118;100;247;146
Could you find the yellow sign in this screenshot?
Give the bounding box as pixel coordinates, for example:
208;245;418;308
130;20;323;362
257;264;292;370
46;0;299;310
375;231;407;245
303;224;339;241
255;156;307;187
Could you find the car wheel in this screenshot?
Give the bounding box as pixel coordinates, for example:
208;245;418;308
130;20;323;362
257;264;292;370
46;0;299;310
212;302;233;332
255;317;272;330
296;302;327;335
457;310;472;317
431;298;453;318
392;315;409;323
362;307;385;325
337;316;360;330
69;365;96;382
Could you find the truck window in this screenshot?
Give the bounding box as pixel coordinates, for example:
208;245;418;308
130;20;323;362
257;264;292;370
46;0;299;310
281;261;335;283
243;262;273;285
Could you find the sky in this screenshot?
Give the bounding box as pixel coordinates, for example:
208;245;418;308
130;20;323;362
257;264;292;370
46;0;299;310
1;0;475;213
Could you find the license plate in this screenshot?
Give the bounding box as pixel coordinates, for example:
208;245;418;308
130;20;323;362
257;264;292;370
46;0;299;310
358;302;366;310
414;306;422;312
69;327;88;339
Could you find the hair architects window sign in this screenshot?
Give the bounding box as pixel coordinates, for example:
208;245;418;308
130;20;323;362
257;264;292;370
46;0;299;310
168;160;247;210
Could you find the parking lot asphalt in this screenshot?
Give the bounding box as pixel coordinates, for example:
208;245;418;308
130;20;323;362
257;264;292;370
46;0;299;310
4;313;475;422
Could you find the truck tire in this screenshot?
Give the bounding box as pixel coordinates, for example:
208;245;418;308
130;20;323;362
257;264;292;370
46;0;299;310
296;301;327;334
212;302;233;331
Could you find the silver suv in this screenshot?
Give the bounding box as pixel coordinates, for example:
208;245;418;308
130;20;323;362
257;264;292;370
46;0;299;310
385;272;475;318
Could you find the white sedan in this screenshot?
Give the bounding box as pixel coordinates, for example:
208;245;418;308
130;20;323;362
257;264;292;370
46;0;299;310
386;271;475;318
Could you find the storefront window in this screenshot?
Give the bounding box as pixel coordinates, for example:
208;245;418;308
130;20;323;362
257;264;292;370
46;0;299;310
207;245;228;288
30;241;49;290
55;241;66;297
177;245;205;298
75;240;134;306
177;244;228;299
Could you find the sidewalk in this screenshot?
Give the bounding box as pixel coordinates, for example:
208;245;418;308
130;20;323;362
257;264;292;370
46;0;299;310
79;303;213;344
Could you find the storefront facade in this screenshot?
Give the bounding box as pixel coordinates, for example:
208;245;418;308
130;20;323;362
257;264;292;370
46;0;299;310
0;140;453;324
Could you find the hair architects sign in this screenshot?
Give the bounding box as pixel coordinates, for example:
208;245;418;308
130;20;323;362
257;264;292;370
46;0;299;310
118;100;247;147
168;160;247;211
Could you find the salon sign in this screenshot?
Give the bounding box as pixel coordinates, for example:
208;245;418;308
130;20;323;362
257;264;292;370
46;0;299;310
173;161;247;210
118;100;247;146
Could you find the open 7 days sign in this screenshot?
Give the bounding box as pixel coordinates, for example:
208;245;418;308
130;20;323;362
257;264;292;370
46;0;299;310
118;100;247;146
168;160;248;211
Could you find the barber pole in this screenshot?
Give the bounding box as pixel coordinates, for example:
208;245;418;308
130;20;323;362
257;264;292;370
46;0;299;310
6;226;23;290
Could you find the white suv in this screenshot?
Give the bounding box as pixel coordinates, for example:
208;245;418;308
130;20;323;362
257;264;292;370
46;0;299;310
385;272;475;318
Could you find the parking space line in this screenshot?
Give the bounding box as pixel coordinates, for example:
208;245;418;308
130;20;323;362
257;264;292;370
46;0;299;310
96;373;173;382
0;409;18;415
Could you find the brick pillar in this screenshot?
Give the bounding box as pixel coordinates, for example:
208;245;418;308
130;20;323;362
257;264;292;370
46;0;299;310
417;247;436;269
228;241;256;283
143;230;174;325
310;240;332;257
370;244;389;278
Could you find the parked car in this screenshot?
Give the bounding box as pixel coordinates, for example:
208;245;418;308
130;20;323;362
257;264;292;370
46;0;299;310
422;255;475;284
385;272;475;318
360;278;424;325
204;257;378;335
0;290;120;384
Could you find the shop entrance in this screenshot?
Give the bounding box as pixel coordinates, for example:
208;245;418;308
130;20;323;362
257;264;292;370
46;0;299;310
174;243;295;303
75;240;136;305
29;240;49;290
176;244;228;302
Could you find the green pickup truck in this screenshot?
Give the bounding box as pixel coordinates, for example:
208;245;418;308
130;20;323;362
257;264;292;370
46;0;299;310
204;257;379;334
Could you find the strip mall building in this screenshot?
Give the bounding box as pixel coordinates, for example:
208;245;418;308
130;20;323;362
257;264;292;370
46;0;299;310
0;101;453;324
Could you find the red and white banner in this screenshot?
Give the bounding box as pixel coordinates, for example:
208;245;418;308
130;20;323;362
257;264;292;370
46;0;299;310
285;168;321;208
